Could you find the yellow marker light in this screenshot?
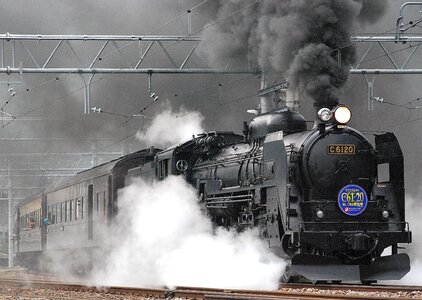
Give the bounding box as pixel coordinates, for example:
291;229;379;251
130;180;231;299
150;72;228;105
333;105;352;124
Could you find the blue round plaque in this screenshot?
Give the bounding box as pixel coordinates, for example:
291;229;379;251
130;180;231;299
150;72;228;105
338;184;368;216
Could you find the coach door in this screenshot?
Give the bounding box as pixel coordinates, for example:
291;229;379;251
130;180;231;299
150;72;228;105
88;184;93;240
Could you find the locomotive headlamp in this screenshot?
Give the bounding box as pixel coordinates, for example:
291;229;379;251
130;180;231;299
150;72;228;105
316;210;324;219
317;108;332;122
382;210;389;219
333;105;352;124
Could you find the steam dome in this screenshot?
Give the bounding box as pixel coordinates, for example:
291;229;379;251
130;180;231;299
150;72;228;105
248;108;307;140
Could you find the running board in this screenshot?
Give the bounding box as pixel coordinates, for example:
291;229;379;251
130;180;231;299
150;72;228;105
290;253;410;281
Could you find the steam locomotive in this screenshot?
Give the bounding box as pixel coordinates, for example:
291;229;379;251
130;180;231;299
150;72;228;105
14;104;412;283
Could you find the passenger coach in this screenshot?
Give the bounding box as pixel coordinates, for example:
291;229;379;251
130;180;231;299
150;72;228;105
14;148;157;268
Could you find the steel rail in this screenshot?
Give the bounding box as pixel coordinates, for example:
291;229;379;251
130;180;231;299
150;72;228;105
281;282;422;296
0;278;421;300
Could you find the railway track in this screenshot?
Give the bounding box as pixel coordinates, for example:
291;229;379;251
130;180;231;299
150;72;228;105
0;278;421;299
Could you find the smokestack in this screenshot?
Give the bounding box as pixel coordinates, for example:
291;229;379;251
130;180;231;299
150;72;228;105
286;82;299;112
260;72;273;114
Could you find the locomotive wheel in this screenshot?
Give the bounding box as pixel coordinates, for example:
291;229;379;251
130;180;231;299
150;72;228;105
281;234;295;256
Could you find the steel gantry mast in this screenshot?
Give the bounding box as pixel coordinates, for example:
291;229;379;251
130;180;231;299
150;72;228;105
349;2;422;109
0;33;259;114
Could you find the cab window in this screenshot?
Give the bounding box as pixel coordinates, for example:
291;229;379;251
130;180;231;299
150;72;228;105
158;159;169;179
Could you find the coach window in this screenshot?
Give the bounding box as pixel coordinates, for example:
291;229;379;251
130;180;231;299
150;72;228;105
74;199;77;220
77;198;82;220
51;205;56;224
73;199;76;220
98;192;103;216
48;206;52;224
81;197;84;219
103;191;106;216
69;200;73;222
59;203;63;223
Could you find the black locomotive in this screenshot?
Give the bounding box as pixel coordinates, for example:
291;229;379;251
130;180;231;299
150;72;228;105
14;104;411;282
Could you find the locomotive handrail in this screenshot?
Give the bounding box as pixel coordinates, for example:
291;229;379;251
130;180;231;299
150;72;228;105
192;153;263;170
205;194;253;201
206;198;252;205
210;185;257;195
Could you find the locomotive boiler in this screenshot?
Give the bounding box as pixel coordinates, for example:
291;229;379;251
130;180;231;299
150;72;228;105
154;104;412;282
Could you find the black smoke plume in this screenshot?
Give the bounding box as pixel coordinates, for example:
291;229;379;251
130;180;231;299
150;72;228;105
198;0;387;110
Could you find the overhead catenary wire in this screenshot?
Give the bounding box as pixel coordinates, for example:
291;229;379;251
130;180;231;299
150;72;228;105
8;0;263;126
5;1;418;122
3;4;421;117
332;16;422;53
372;95;422;111
97;0;209;61
5;0;422;153
135;0;263;66
0;0;211;114
102;91;260;152
356;41;422;66
0;0;263;159
124;74;258;123
360;94;422;131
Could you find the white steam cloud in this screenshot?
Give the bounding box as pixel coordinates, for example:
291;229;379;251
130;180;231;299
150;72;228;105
399;194;422;284
136;105;204;148
91;176;285;290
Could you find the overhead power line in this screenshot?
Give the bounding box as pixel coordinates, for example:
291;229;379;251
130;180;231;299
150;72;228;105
4;0;263;128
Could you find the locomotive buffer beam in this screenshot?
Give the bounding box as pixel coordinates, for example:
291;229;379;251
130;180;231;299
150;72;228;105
290;253;410;281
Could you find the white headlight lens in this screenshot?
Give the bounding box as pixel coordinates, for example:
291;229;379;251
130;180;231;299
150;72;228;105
317;108;332;122
316;210;324;219
382;210;389;219
333;106;352;124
